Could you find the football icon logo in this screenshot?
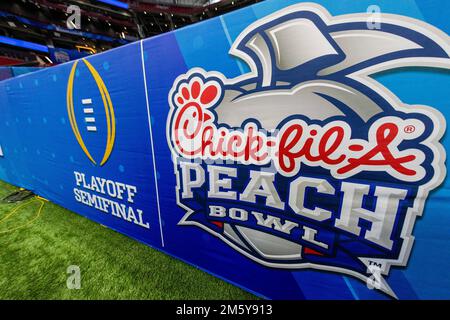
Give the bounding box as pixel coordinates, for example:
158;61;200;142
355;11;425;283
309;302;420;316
167;4;450;297
67;58;116;166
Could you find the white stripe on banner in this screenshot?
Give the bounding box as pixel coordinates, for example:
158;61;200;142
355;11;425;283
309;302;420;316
343;276;360;300
140;40;165;247
220;16;245;74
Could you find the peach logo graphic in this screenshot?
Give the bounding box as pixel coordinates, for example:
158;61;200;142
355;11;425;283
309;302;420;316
166;3;450;298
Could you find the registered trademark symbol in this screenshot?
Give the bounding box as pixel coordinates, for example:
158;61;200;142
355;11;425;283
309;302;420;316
404;125;416;133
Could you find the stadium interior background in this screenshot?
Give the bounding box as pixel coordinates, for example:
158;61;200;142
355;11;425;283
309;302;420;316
0;0;260;70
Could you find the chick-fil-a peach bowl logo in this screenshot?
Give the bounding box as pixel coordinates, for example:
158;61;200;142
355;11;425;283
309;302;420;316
166;4;450;298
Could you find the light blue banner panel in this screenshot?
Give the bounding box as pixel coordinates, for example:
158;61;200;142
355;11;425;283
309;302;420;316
0;0;449;299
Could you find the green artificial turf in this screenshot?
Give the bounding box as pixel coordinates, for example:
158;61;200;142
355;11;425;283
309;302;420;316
0;180;256;300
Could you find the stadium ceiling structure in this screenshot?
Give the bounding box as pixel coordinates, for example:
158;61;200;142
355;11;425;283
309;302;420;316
138;0;219;7
0;0;260;67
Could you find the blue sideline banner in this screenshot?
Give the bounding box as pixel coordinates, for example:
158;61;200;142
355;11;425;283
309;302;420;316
0;0;449;299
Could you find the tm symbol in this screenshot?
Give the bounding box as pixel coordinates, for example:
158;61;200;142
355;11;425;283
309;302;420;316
369;260;383;268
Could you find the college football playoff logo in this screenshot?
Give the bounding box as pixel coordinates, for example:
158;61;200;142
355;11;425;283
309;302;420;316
167;4;450;297
67;58;116;166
